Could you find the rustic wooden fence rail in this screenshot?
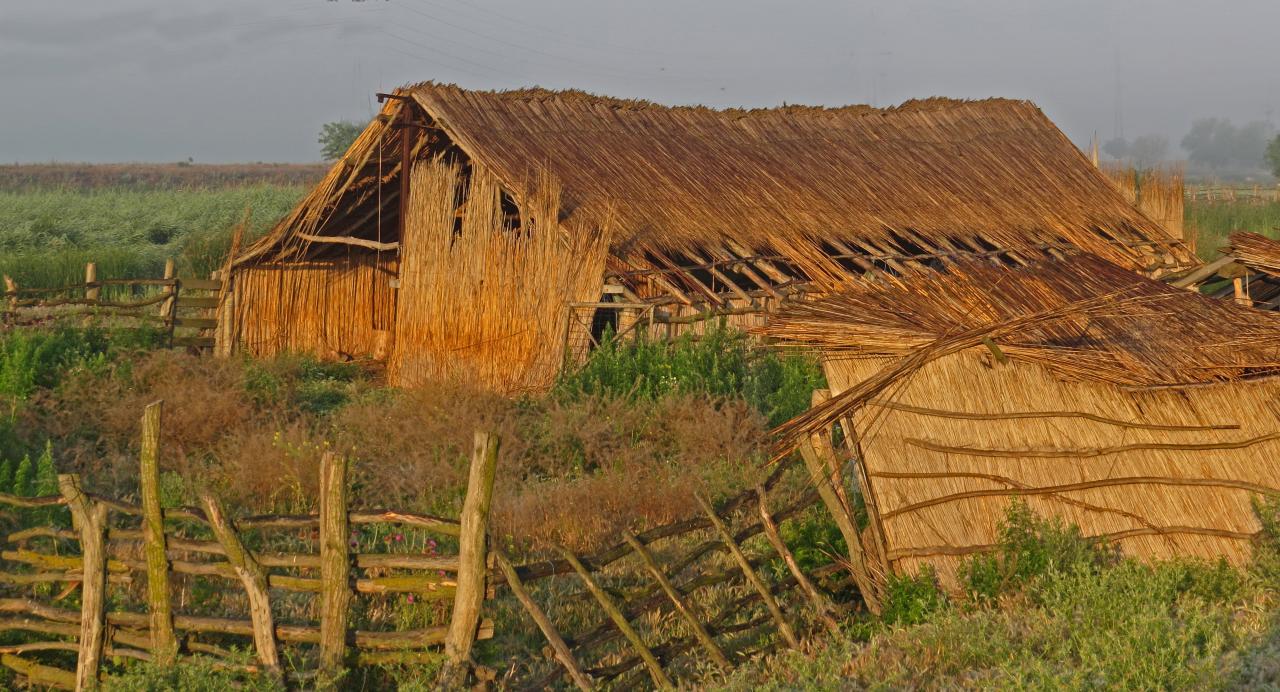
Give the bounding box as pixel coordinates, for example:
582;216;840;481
0;402;498;689
495;402;879;689
0;260;222;350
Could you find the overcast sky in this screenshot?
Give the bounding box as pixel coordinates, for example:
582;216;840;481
2;0;1277;163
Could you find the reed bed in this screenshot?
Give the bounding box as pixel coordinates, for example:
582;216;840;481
388;158;609;393
1100;163;1186;245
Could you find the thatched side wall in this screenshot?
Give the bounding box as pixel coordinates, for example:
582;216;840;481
824;351;1280;588
226;253;397;360
388;159;609;394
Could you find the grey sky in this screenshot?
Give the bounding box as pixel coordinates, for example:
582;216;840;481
2;0;1277;163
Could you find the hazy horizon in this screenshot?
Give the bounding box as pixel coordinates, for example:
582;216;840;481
2;0;1278;164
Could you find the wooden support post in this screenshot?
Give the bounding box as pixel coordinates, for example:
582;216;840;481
139;401;177;666
84;263;99;303
492;548;592;692
624;532;732;670
59;474;108;691
199;491;280;676
797;435;882;614
557;546;672;688
756;487;841;633
318;452;351;683
3;275;17;313
694;493;799;649
1235;276;1251;306
442;431;499;683
158;259;176;319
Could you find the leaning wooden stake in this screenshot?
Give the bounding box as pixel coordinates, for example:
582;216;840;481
756;487;841;633
59;474;108;691
318;452;352;683
3;275;15;312
442;431;499;683
694;493;799;649
200;491;281;676
139;401;177;666
492;547;592;691
84;263;99;303
558;546;673;689
624;531;732;670
798;421;883;614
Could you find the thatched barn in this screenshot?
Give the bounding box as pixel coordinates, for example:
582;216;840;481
764;251;1280;587
220;82;1197;392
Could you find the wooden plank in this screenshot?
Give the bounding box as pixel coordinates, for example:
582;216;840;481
624;532;731;670
443;432;499;684
492;548;592;691
59;474;108;691
139;402;177;666
694;493;799;649
199;491;281;676
174;317;218;330
175;296;219;309
1;653;77;690
177;278;223;291
171;337;215;349
318;452;352;681
557;546;673;688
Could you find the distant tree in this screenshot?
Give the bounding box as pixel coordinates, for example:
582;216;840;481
318;120;363;161
1268;135;1280;178
1181;117;1275;171
1128;134;1169;169
1102;137;1131;161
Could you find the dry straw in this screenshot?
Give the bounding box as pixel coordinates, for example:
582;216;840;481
762;252;1280;585
1100;163;1186;246
388;157;609;393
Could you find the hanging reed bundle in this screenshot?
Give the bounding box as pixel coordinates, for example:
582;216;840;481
1227;232;1280;277
388;158;610;393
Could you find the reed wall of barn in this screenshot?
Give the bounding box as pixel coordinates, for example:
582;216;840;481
824;349;1279;587
388;158;609;394
227;253;397;361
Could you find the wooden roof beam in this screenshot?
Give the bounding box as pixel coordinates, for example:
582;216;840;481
649;249;726;307
693;250;755;305
717;245;785;302
725;240;797;284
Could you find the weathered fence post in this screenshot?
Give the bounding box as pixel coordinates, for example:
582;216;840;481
3;275;16;312
59;473;108;691
200;491;281;677
756;487;841;633
158;258;175;319
442;431;499;684
84;262;99;303
624;531;731;670
318;451;351;684
139;401;177;666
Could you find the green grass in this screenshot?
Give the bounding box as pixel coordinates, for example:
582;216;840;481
1188;198;1280;259
0;185;305;285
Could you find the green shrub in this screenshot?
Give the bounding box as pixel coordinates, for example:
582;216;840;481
556;325;824;425
106;655;285;692
1251;494;1280;585
881;565;947;626
960;500;1104;603
779;506;852;574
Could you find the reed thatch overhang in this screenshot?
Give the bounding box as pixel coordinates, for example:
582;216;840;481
236;82;1196;309
761;251;1280;585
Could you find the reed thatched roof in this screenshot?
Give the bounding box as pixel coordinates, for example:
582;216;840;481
239;83;1195;293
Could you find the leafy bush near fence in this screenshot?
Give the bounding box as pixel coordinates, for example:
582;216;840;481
555;325;825;426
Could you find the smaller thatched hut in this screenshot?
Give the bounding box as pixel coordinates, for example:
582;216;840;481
763;252;1280;586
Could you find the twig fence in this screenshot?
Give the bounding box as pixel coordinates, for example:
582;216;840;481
492;397;883;689
0;401;499;689
1;259;222;350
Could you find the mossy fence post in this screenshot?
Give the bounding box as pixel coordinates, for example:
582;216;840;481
318;451;352;685
442;431;499;685
59;473;108;691
139;400;178;666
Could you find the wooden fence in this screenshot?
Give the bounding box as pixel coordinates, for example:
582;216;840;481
0;402;498;689
494;410;879;689
1;260;222;350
